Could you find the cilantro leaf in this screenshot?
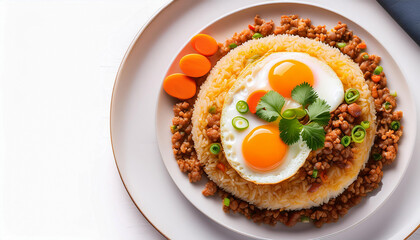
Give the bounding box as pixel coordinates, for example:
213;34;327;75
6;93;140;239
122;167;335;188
291;82;318;107
307;98;331;126
256;90;285;122
301;122;325;150
279;118;303;145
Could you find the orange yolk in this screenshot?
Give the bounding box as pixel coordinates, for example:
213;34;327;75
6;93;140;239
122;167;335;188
268;60;314;98
242;125;288;172
247;90;267;114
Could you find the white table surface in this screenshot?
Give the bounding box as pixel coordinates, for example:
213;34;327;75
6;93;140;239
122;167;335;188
0;0;418;239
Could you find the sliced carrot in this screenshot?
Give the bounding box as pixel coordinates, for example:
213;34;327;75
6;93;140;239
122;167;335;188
248;24;255;31
179;53;211;77
163;73;196;99
247;90;267;114
190;34;218;56
357;42;367;49
371;75;381;83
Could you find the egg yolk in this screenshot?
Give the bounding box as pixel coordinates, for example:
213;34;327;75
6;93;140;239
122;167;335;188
268;60;314;98
247;90;267;114
242;125;288;172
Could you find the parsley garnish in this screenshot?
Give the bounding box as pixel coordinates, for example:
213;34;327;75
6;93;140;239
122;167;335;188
301;123;326;150
279;118;302;145
291;82;317;108
255;90;285;122
307;98;331;126
256;82;331;150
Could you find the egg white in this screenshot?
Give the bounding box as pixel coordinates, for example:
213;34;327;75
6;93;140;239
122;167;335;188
220;52;344;184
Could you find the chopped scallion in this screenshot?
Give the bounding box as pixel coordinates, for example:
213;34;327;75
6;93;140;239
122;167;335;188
341;136;351;147
208;105;216;114
301;216;310;223
390;120;400;131
170;125;178;133
236;100;249;114
351;125;366;143
232;116;249;130
312;169;318;178
229;43;238;49
373;153;382;161
223;197;230;207
252;33;263;39
384;101;391;110
209;143;221;155
374;65;383;75
390;91;397;97
282;109;296;119
344;88;360;104
336;42;347;48
294;108;307;119
361;121;370;129
363;54;369;60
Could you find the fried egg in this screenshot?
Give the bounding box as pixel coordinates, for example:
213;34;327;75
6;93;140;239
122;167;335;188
220;52;344;184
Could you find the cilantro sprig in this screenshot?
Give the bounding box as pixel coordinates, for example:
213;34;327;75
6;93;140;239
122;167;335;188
256;83;331;150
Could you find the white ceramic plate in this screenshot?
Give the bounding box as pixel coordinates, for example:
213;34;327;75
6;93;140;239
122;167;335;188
111;0;420;239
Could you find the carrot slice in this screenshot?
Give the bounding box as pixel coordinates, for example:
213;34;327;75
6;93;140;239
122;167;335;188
357;42;367;49
247;90;267;114
163;73;196;99
191;34;218;56
371;75;381;83
179;53;211;77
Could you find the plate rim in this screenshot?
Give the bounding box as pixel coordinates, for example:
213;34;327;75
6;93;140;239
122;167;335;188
110;0;419;239
110;0;175;238
155;1;417;238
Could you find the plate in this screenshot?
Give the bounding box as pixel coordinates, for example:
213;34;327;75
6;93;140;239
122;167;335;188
111;0;419;239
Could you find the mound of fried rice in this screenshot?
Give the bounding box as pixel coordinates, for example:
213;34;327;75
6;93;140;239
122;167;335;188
191;34;376;210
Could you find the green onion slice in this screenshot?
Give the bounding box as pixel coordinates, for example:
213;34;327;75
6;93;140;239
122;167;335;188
363;54;369;60
361;121;370;129
341;136;351;147
223;197;230;207
373;153;382;161
209;143;221;155
282;109;296;119
351;125;366;143
229;43;238;49
336;42;347;48
208;105;216;114
232;116;249;130
345;88;360;104
252;33;263;39
390;91;397;97
295;108;307;119
390;120;400;131
236;100;249;114
384;101;391;110
312;169;318;178
374;65;383;75
301;216;310;223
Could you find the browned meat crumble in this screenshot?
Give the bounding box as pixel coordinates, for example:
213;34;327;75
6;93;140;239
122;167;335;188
171;14;403;227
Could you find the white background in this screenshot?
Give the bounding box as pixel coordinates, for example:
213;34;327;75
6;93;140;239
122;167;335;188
0;0;418;239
